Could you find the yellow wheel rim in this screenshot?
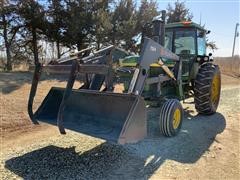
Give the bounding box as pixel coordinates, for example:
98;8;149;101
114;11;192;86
211;73;220;105
173;108;181;129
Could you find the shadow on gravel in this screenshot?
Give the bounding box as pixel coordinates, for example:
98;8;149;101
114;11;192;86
5;144;133;179
5;112;226;179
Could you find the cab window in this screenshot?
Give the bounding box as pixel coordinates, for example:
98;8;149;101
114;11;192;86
197;30;206;55
174;30;195;55
165;31;173;51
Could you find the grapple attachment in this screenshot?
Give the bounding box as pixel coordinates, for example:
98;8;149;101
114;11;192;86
28;45;148;144
28;38;178;144
34;87;146;144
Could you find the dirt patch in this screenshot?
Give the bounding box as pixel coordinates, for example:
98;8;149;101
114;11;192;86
0;72;81;138
221;73;240;87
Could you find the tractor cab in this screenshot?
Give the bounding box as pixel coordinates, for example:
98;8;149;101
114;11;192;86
164;21;210;81
165;21;207;57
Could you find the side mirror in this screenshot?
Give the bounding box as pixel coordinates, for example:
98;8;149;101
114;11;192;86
198;31;205;38
206;30;211;34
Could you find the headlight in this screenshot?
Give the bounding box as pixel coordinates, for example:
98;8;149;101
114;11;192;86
204;57;209;61
197;57;201;61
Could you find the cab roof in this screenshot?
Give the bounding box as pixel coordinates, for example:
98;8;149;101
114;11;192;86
165;21;207;31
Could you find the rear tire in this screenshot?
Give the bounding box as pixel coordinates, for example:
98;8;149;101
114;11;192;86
159;99;183;137
194;63;221;115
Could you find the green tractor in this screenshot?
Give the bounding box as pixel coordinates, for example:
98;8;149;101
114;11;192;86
28;11;221;144
118;13;221;137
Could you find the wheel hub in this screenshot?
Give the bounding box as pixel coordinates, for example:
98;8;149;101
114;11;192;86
211;74;220;105
173;108;181;129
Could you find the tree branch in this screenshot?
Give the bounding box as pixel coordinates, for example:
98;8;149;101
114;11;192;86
8;25;22;45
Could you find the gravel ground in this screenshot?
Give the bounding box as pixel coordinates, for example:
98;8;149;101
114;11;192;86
0;73;240;179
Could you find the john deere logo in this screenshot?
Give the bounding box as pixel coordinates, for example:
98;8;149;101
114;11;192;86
150;46;156;52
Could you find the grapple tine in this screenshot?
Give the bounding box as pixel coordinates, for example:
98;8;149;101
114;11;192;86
57;60;78;134
28;63;42;125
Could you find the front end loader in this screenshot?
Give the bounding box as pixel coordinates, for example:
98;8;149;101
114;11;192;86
28;11;221;144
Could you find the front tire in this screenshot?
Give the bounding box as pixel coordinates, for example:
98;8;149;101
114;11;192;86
194;63;221;115
159;99;183;137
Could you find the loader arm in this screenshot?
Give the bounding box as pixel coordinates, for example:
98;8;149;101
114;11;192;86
129;37;179;95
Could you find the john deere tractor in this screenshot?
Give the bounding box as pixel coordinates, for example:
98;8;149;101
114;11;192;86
28;11;221;144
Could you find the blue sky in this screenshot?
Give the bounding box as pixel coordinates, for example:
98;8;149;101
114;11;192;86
146;0;240;57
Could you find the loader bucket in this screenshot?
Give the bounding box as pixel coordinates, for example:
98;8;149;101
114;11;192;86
35;87;147;144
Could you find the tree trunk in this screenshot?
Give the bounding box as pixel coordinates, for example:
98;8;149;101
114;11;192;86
5;44;12;71
2;14;12;71
32;27;39;65
56;39;61;59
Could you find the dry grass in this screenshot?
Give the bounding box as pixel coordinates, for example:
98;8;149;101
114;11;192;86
215;56;240;78
0;59;29;72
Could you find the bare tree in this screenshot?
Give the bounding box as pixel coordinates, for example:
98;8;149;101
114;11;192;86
0;1;21;70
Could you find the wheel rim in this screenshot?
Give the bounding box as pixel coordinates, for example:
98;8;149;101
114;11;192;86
173;108;181;129
211;73;220;105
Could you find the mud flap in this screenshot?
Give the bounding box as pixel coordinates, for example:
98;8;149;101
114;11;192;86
35;87;147;144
